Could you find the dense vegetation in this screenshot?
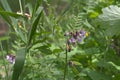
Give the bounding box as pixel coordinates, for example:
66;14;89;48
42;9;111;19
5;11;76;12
0;0;120;80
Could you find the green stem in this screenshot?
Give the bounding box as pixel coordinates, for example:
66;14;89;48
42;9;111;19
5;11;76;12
19;0;23;14
0;41;8;80
63;46;68;80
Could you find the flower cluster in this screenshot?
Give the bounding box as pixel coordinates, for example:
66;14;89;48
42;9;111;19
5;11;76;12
64;29;88;52
6;54;15;64
64;30;88;44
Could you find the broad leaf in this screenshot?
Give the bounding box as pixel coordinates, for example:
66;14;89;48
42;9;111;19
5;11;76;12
12;47;26;80
88;70;112;80
98;5;120;37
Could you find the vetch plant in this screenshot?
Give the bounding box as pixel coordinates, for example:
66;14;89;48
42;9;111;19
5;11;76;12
64;29;88;80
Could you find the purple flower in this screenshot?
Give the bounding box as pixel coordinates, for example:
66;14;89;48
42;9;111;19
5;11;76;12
72;31;79;39
78;37;82;43
79;30;86;38
6;54;15;64
65;30;87;44
69;37;76;43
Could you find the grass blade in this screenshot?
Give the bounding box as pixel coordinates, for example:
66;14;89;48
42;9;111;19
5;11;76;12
0;0;12;12
28;6;43;45
0;11;27;19
12;47;26;80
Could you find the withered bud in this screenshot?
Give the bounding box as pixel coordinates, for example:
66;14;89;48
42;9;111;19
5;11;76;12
66;41;71;52
24;13;31;20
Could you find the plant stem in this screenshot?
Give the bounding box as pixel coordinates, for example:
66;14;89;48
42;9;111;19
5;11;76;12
63;45;68;80
19;0;23;14
0;41;8;80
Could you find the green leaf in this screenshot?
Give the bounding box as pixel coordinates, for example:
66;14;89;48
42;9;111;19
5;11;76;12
0;11;26;19
0;0;12;12
108;62;120;71
0;4;24;32
37;46;52;55
89;11;99;18
98;5;120;37
28;6;43;45
0;36;10;41
87;70;112;80
26;2;33;16
12;47;26;80
32;0;42;18
18;28;27;44
72;61;82;66
53;49;62;54
96;60;120;73
0;7;13;30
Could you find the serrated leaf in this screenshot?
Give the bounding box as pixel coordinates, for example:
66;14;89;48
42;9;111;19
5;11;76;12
98;5;120;37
